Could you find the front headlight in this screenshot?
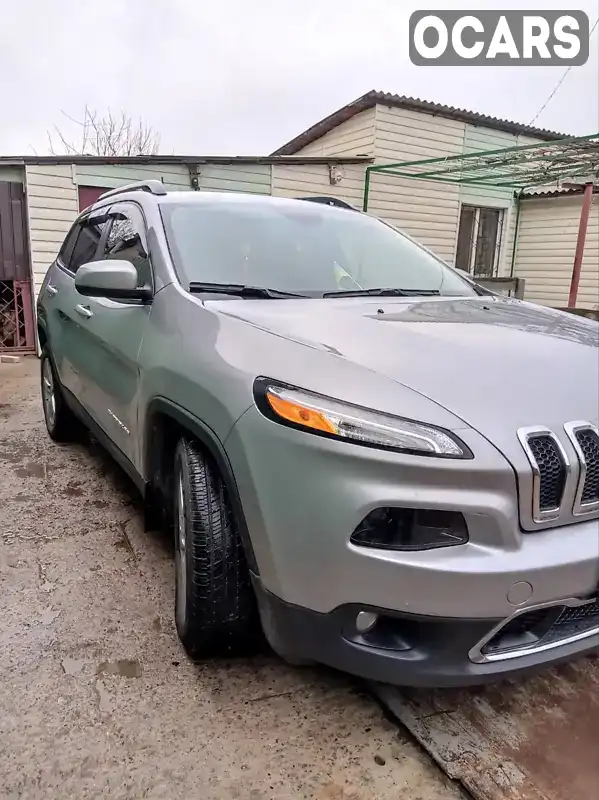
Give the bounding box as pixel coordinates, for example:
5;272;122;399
254;379;472;459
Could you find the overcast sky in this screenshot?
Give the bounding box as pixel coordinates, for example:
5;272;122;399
1;0;597;156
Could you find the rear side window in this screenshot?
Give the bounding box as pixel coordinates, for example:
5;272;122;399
60;215;109;273
57;225;80;268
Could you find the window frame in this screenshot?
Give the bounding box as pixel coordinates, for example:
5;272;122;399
57;209;112;276
455;203;504;278
99;201;155;297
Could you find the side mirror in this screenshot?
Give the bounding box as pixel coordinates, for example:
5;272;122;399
75;260;152;301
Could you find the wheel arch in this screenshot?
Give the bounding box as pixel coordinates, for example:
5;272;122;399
144;397;259;573
37;318;48;352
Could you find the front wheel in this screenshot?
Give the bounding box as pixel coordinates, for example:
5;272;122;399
173;437;259;659
40;348;80;442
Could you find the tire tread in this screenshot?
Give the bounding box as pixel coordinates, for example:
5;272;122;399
176;438;258;659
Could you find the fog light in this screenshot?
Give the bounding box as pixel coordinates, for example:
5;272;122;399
356;611;379;633
351;507;469;551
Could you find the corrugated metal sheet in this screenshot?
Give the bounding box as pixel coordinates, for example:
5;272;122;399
524;186;597;197
25;165;79;297
514;194;599;309
0;182;31;281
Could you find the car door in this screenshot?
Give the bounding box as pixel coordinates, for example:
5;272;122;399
72;202;153;465
42;211;110;402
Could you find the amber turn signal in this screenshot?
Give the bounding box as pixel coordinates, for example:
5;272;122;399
265;390;337;434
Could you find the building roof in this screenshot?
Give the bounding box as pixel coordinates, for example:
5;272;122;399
271;90;571;156
0;154;370;167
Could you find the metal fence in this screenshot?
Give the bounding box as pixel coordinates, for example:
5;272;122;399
0;280;35;352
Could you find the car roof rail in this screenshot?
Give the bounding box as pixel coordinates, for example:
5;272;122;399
97;180;167;201
296;196;358;211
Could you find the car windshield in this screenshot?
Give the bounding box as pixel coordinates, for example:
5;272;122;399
160;199;476;298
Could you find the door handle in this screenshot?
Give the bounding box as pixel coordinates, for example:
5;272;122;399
46;284;58;296
75;304;93;319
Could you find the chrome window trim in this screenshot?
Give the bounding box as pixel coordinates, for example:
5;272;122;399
517;426;570;523
564;421;599;516
469;596;598;664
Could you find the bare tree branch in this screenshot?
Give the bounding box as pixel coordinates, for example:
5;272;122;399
47;107;160;156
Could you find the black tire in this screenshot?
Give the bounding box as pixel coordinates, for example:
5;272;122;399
173;437;259;659
40;348;81;443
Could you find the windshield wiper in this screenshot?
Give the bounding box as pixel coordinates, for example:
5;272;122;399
322;287;441;298
188;282;307;299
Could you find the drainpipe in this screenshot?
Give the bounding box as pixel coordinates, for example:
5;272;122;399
363;167;372;212
509;190;523;278
568;182;594;308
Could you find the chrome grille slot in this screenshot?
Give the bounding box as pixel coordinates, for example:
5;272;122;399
565;422;599;515
518;427;569;522
576;429;599;505
528;435;567;511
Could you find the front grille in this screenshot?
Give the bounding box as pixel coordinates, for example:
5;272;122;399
575;428;599;505
482;598;599;657
543;599;599;644
527;434;567;511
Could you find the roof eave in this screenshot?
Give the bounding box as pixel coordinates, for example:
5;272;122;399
271;90;570;156
0;154;372;167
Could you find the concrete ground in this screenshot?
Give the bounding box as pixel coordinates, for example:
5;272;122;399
0;357;464;800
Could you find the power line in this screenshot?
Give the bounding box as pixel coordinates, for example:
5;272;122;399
528;17;598;128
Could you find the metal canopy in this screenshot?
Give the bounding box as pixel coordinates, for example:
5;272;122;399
363;133;599;205
361;133;599;309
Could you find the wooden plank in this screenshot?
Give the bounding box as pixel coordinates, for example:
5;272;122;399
371;654;599;800
0;183;15;281
10;186;30;281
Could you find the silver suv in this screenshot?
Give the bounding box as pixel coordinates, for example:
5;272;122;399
37;181;599;686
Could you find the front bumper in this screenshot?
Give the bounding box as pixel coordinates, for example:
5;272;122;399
226;406;599;621
254;581;599;687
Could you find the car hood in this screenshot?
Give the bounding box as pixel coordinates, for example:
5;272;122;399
217;295;599;444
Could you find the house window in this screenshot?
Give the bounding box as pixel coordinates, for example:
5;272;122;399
455;204;503;277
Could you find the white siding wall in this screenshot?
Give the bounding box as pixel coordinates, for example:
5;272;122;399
514;194;599;309
198;164;271;194
368;105;466;263
271;162;366;207
295;108;376;157
25;165;78;297
75;162;191;191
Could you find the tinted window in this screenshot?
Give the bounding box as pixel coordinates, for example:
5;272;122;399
57;224;80;268
103;205;151;287
161;200;475;297
65;216;109;273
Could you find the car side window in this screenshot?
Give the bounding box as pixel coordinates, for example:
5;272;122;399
103;204;152;288
57;223;80;268
62;214;110;274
